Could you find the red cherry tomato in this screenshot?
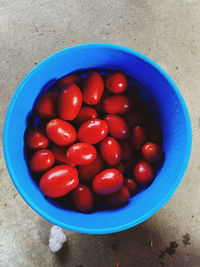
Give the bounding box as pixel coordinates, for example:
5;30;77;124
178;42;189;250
105;71;128;94
132;125;147;150
82;72;104;105
103;95;131;114
26;128;49;150
66;142;97;166
50;143;75;166
126;86;140;104
124;178;138;196
100;137;122;166
105;185;130;208
77;119;108;144
78;153;104;182
58;74;82;89
57;83;82;121
125;111;143;127
134;160;154;185
29;149;55;172
35;90;58;119
113;163;125;175
141;142;163;163
39;165;79;198
104;114;130;140
72;184;94;213
146;123;163;144
121;142;133;160
92;169;124;195
46;119;76;146
74;107;97;125
93;89;110;112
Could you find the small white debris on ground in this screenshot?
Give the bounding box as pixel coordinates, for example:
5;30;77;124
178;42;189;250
49;225;67;252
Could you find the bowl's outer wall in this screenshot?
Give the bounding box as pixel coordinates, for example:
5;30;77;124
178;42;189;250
3;44;192;234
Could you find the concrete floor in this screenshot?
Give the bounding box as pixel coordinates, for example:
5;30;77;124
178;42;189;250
0;0;200;266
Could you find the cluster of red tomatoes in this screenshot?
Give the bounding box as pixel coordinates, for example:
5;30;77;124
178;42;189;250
25;70;163;213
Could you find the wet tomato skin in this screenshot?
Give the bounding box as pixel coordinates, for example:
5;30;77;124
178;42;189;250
105;185;130;208
66;142;97;166
39;165;79;198
46;119;76;146
124;178;138;196
82;72;104;105
104;114;130;140
134;160;154;185
77;119;108;144
29;149;55;172
72;184;94;213
100;137;122;166
141;142;163;163
74;107;97;125
78;153;105;182
57;83;82;121
26;128;49;150
35;90;58;119
132;125;147;150
103;95;131;114
92;169;124;195
57;74;82;89
105;71;128;94
50;143;75;166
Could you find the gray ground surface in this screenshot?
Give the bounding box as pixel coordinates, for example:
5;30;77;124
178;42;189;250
0;0;200;266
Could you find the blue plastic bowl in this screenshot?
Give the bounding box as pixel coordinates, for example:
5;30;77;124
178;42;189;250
3;43;192;234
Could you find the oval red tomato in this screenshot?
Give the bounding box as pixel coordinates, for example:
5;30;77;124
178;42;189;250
35;90;58;119
39;165;79;198
77;119;108;144
100;137;122;166
74;107;97;125
29;149;55;172
50;143;75;166
46;119;76;146
142;142;163;163
82;72;104;105
133;160;154;184
104;114;130;140
57;74;82;89
78;153;105;182
132;125;147;150
124;178;138;196
92;169;124;195
57;83;82;120
103;95;131;114
105;185;130;208
72;184;94;213
26;128;49;150
105;71;128;94
66;142;97;166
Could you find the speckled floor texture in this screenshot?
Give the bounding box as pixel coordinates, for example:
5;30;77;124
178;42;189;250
1;0;200;266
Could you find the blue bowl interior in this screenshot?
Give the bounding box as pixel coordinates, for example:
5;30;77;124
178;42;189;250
3;44;191;234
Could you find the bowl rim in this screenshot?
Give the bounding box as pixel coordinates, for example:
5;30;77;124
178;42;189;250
3;43;192;234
